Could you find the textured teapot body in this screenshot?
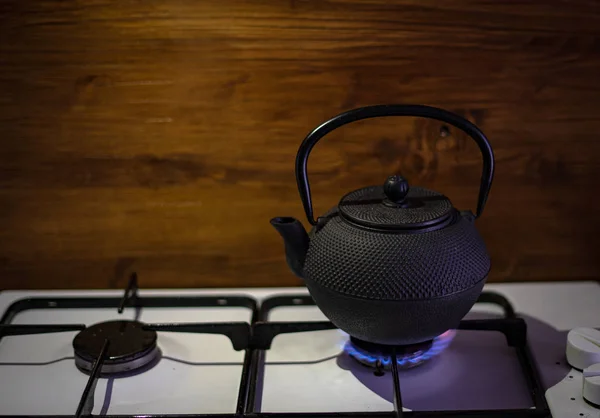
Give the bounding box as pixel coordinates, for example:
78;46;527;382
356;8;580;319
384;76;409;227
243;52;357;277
301;208;490;345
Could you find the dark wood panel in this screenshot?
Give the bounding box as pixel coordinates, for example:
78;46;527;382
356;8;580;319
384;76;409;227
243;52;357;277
0;0;599;289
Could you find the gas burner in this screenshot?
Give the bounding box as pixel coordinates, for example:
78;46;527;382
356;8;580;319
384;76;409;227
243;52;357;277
72;320;159;376
344;330;456;370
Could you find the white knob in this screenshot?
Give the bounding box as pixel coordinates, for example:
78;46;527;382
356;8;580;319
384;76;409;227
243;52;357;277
566;327;600;370
583;363;600;406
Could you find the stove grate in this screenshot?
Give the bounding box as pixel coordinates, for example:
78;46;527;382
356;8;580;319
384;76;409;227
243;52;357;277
0;273;258;418
252;292;550;418
0;275;550;418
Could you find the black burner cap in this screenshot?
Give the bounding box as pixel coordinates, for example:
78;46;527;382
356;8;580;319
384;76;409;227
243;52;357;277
349;336;434;356
73;320;157;363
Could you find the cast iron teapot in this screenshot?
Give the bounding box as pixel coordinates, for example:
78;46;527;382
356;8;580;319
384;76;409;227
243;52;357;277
271;104;494;346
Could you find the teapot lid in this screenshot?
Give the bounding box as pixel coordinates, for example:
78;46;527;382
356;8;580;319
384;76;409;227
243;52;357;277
337;175;454;231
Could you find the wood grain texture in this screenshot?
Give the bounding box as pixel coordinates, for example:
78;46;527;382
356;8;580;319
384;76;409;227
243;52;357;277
1;0;599;289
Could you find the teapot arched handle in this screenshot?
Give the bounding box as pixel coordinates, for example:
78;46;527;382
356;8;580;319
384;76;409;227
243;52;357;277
295;104;495;226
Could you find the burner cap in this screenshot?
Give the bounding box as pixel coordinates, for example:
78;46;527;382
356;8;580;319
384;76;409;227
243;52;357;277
345;330;456;370
73;320;159;376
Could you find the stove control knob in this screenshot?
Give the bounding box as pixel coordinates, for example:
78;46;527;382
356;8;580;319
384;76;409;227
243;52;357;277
583;363;600;406
566;328;600;370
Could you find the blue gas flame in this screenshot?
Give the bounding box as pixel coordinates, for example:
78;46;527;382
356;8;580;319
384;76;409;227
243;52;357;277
344;330;456;368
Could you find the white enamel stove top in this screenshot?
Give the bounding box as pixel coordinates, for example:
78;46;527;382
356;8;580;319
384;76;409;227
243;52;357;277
0;281;599;417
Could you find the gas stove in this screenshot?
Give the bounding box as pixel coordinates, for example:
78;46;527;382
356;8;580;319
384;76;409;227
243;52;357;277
1;276;599;418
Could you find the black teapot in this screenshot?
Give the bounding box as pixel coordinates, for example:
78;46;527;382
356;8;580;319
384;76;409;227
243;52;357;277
271;105;494;346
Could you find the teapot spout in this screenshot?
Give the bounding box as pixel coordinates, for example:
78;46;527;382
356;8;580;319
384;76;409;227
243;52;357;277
270;217;309;278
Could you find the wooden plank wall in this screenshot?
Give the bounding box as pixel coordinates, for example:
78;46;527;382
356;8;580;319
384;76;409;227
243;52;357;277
1;1;599;290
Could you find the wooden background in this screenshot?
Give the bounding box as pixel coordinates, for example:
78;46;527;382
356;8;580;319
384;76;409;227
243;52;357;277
1;0;599;290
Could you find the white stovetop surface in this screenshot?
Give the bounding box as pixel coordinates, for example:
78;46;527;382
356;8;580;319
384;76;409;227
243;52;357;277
1;281;599;415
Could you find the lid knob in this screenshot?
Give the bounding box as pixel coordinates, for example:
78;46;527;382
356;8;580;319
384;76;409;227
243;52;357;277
383;175;410;203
